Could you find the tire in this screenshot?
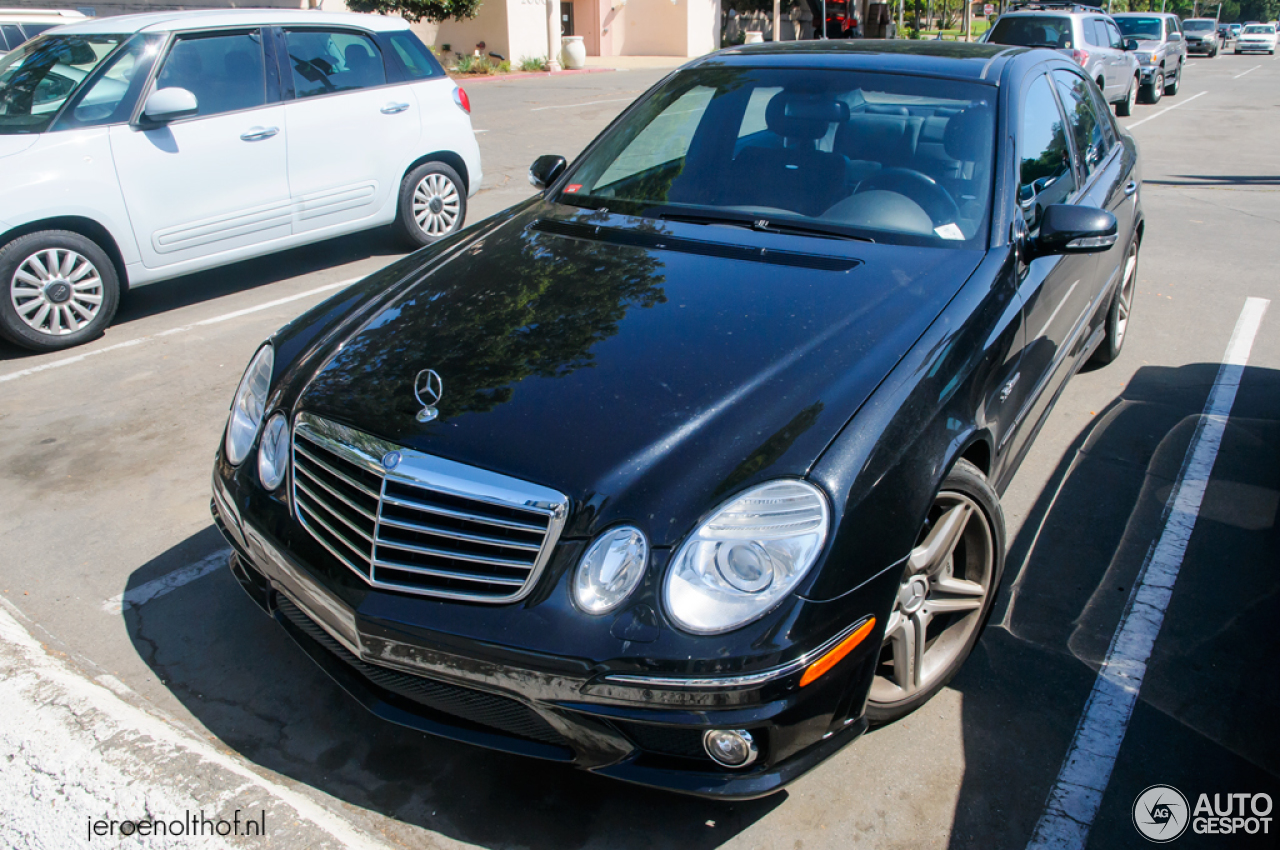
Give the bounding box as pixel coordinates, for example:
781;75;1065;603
1142;70;1164;104
0;230;120;352
1090;238;1139;366
393;161;467;249
1164;64;1180;96
1116;75;1138;117
864;459;1006;725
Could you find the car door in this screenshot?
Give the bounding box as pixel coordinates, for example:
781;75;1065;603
110;28;291;270
1085;17;1117;99
1053;68;1134;310
278;27;422;235
1000;70;1097;463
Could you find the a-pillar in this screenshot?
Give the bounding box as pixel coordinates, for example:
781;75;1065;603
547;0;563;72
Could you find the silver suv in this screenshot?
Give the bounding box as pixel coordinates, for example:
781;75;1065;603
985;3;1141;116
1112;13;1187;103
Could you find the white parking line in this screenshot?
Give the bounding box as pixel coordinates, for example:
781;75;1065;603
0;276;360;386
1234;64;1261;78
102;548;231;615
530;97;632;112
1125;90;1208;129
1025;296;1270;850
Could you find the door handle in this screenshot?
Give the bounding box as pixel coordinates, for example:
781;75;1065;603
381;102;410;114
240;126;279;142
1124;180;1138;196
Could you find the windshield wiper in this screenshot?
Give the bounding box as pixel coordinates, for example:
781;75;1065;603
654;209;875;243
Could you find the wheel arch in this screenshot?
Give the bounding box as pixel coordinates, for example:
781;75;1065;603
403;151;471;195
1;216;129;290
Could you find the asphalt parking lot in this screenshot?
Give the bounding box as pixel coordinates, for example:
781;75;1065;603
1;53;1278;849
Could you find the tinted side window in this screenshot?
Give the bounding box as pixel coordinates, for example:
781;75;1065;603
1105;21;1123;49
1053;70;1107;179
20;23;56;40
1019;74;1076;230
386;31;441;80
155;31;267;118
0;24;22;50
285;29;386;98
1089;19;1109;47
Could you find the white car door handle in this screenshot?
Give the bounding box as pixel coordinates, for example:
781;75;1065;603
240;126;279;142
381;102;411;115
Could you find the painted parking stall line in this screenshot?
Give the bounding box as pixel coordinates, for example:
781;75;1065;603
1234;64;1262;78
530;97;633;112
102;548;232;615
1025;296;1270;850
1125;90;1208;130
0;276;360;386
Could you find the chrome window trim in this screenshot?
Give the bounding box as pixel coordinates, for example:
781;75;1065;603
292;412;569;604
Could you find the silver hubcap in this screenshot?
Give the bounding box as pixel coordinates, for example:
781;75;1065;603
11;248;103;337
412;173;461;237
1115;246;1137;346
869;492;994;705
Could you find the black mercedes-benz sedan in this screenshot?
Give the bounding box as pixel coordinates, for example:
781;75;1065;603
211;40;1142;799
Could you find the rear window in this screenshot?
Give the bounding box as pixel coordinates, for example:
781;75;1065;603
988;15;1075;49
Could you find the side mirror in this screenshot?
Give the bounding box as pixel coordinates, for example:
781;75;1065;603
1123;38;1140;50
528;154;567;190
1034;205;1118;256
141;87;198;124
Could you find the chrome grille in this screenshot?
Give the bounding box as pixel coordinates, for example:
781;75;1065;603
291;413;568;602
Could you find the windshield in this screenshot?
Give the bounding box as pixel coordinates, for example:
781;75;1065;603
1115;17;1163;39
0;34;126;134
558;67;996;248
987;15;1074;48
1183;20;1214;32
1242;24;1274;33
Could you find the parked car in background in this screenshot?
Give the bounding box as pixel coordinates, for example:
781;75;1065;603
1182;18;1221;56
0;8;84;56
212;39;1143;799
1236;23;1277;53
1112;12;1186;103
984;4;1141;116
0;10;482;352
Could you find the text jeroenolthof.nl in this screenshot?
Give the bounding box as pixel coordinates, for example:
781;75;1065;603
88;809;266;840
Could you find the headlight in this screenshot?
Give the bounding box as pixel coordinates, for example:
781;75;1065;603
1140;51;1159;64
663;480;830;635
257;412;290;491
574;526;648;614
224;344;273;466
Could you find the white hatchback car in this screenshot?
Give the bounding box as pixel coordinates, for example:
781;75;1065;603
0;10;482;351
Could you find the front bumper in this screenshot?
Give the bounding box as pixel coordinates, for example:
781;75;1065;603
1185;40;1216;54
211;463;890;799
1237;42;1275;52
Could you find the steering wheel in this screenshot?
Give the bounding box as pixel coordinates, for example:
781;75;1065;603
853;168;961;227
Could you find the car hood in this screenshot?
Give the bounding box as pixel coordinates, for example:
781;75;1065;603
296;203;984;545
0;135;38;160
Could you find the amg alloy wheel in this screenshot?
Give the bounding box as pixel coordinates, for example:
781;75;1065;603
865;460;1004;724
0;230;119;351
1091;238;1139;365
395;161;467;248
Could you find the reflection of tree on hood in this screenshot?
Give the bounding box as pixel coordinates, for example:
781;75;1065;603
307;214;667;423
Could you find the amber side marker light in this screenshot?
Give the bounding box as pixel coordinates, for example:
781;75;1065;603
799;617;877;688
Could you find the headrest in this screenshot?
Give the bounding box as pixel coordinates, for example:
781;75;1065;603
345;43;374;67
766;93;850;141
943;107;993;162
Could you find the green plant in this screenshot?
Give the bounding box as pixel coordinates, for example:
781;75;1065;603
518;55;545;72
347;0;481;24
453;53;478;73
497;59;512;74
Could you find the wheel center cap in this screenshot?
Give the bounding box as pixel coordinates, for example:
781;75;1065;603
900;576;930;615
44;280;71;304
429;197;444;214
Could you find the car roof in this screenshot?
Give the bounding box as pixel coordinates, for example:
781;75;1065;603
47;9;408;36
692;40;1021;84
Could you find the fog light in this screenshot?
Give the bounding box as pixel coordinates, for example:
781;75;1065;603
702;729;758;768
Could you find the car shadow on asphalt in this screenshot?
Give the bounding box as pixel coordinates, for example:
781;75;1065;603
118;536;781;848
0;227;408;362
944;363;1280;849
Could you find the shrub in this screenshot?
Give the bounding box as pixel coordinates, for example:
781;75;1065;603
518;55;545;72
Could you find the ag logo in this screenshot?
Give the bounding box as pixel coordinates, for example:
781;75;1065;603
1133;785;1190;842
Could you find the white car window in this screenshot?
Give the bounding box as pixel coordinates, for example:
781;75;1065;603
284;29;386;98
154;31;267;118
